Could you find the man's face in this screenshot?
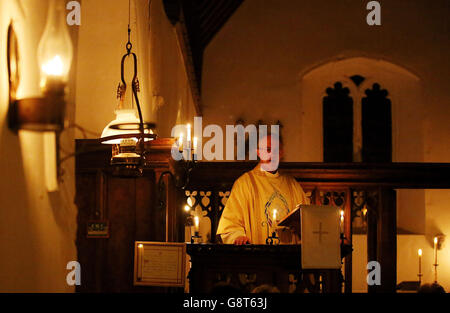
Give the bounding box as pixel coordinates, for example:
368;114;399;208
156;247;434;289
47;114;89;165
257;134;283;171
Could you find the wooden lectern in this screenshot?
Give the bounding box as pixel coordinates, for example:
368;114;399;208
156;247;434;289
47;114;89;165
187;243;352;293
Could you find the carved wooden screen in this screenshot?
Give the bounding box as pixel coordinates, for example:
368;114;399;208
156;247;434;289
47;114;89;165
184;186;361;242
183;182;384;242
184;188;231;243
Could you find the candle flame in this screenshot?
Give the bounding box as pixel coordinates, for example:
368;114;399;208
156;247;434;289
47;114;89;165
434;237;438;244
418;249;422;256
42;55;64;76
340;210;344;222
184;205;190;212
138;244;143;249
273;209;277;220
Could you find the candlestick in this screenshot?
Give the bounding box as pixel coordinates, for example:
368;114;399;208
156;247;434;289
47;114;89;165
418;249;422;285
190;215;201;244
184;206;193;243
340;210;344;234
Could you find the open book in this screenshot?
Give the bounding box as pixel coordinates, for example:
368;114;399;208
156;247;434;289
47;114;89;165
278;204;301;237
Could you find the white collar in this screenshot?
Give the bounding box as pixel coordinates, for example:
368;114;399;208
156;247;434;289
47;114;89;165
257;163;280;178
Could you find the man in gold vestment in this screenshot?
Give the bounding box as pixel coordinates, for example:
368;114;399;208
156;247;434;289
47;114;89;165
216;134;308;245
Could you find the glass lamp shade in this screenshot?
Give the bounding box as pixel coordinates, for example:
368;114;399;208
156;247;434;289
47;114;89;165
101;109;154;144
37;0;73;92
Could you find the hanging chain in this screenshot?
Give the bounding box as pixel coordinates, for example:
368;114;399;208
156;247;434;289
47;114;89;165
126;0;132;54
126;27;132;54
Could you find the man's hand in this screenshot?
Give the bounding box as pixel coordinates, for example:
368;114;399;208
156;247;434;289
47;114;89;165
234;236;251;245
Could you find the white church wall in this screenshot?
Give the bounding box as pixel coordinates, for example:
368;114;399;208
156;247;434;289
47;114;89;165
203;0;449;162
0;0;77;292
352;234;446;292
74;0;197;139
0;0;197;292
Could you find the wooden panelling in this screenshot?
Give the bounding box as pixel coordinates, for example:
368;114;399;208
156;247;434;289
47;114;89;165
75;139;181;292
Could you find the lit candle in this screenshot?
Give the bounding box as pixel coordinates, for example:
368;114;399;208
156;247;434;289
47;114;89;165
187;124;191;147
178;133;183;152
193;137;198;153
340;210;345;234
273;209;278;226
434;237;438;265
362;206;367;218
434;236;438;282
418;248;422;283
184;205;190;213
138;243;143;279
194;216;199;233
361;206;368;230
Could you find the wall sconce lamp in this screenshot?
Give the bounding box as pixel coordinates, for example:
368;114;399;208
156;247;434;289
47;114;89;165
7;1;73;132
7;1;73;192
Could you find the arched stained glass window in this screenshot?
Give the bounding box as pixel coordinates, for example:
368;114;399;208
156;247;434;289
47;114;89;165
362;83;392;162
323;82;354;162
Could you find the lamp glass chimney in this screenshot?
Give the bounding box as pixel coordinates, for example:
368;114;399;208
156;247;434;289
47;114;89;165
37;0;73;93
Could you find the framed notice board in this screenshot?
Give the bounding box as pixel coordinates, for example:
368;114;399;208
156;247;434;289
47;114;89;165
133;241;186;287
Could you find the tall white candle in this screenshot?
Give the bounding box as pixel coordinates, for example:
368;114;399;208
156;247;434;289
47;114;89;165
340;210;345;234
418;248;422;279
194;216;199;233
187;124;191;146
178;133;183;152
193;137;198;154
434;237;438;265
138;244;143;279
434;236;438;282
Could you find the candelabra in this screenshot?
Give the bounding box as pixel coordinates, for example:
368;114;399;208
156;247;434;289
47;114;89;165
157;128;198;190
